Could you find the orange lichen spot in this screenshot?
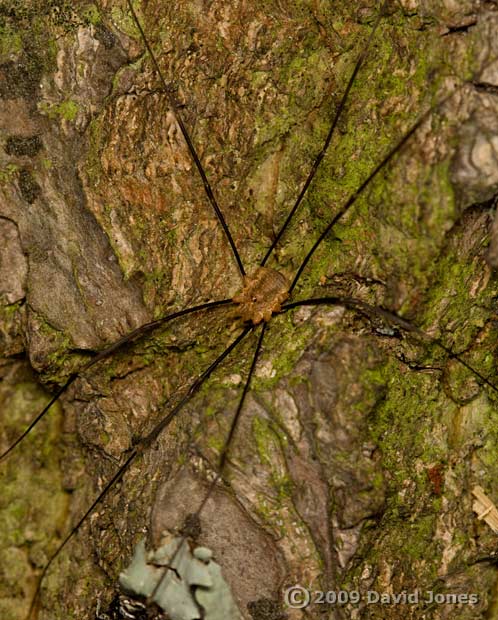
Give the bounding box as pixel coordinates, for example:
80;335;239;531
232;267;289;325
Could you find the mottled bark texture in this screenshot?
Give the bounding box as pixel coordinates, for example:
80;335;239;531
1;1;498;619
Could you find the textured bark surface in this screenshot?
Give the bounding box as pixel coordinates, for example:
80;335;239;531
1;1;498;619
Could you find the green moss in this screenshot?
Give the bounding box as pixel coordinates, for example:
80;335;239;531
370;360;449;476
29;313;88;384
263;13;451;299
0;23;22;59
110;1;141;38
271;472;293;500
251;416;274;467
0;163;19;184
402;515;437;560
81;3;101;26
2;300;23;316
39;99;79;122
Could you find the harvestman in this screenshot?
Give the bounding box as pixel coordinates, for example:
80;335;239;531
2;2;498;618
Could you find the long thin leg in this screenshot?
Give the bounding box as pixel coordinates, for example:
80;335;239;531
26;324;253;620
282;297;498;394
287;87;461;294
147;323;267;605
260;1;388;267
125;0;246;278
200;322;266;507
0;298;232;463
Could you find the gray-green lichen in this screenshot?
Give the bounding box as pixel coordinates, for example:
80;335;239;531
119;537;243;620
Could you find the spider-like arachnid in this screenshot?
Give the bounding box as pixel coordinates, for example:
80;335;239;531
2;1;498;619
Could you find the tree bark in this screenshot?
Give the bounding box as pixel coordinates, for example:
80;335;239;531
1;1;498;619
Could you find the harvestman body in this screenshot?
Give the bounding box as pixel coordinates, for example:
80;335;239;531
232;267;289;325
